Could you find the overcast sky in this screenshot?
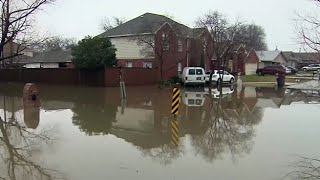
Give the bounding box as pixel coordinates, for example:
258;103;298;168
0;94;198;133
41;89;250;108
37;0;318;51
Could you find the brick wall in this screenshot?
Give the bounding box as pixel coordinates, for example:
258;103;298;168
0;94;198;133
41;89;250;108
0;68;159;87
105;67;159;87
117;59;155;68
0;69;104;86
246;50;259;64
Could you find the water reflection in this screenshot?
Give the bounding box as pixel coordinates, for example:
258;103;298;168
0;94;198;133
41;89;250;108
0;83;319;179
0;93;60;180
183;87;256;162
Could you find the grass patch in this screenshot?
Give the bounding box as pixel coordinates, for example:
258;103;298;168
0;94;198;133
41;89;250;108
242;75;276;82
242;75;307;83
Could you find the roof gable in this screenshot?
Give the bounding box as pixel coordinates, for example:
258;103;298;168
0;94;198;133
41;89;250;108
98;13;193;38
245;49;259;63
256;50;282;62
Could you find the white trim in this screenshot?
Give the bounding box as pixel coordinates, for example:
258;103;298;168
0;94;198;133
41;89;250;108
236;44;245;51
154;22;174;34
108;33;153;38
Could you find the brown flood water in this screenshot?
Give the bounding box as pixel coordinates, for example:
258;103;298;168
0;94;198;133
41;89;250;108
0;83;319;180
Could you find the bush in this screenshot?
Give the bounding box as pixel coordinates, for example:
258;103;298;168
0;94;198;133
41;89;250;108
170;76;183;84
72;36;117;69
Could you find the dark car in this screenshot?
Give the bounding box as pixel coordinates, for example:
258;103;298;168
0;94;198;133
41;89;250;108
256;65;286;76
287;66;298;75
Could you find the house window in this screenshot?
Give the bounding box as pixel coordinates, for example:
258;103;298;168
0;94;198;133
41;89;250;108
178;63;182;72
163;41;169;51
203;37;207;52
143;62;152;68
126;61;133;68
162;32;169;51
178;40;182;52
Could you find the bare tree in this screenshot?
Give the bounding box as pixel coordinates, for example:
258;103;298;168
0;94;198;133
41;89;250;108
0;0;55;66
295;0;320;53
195;10;242;89
32;35;77;52
0;116;61;180
286;156;320;180
100;16;126;32
139;143;183;165
190;92;256;163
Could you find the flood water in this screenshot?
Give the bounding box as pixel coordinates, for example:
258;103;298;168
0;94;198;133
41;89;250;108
0;83;319;180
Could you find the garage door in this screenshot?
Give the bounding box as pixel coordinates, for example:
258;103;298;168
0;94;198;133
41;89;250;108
245;63;257;75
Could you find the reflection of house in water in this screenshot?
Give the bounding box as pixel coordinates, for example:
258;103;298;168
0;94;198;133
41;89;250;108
107;87;173;148
114;107;154;133
6;83;319;163
255;87;285;108
242;87;258;112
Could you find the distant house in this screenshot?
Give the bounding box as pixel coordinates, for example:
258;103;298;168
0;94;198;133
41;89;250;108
2;41;34;68
229;44;247;74
292;52;320;68
282;51;320;68
256;50;288;68
244;49;259;75
282;51;299;68
21;49;74;69
212;44;248;74
98;12;214;80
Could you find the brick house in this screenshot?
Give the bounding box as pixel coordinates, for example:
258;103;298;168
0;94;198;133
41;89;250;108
212;44;247;74
98;13;214;80
283;51;320;69
244;49;259;75
256;50;288;68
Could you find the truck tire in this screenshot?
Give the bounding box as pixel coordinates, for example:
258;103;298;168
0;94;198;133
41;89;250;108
230;78;235;84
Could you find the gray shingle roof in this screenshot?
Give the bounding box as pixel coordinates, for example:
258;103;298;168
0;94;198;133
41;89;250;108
292;52;320;61
192;28;207;37
98;13;194;38
256;50;282;62
282;51;299;61
20;49;72;63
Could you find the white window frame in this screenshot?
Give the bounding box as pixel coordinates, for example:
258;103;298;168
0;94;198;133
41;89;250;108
126;61;133;68
162;32;169;51
178;63;182;72
143;61;152;68
203;37;207;52
178;39;183;52
163;41;169;51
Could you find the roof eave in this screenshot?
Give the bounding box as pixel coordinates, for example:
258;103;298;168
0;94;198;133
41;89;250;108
107;33;153;38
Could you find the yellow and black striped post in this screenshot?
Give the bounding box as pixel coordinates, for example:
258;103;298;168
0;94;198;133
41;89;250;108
171;87;180;146
171;119;179;146
171;88;180;115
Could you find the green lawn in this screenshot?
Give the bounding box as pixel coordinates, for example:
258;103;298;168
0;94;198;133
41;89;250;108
241;75;305;83
242;75;276;82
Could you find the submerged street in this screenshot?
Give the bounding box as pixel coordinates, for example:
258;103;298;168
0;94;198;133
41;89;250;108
0;83;319;180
